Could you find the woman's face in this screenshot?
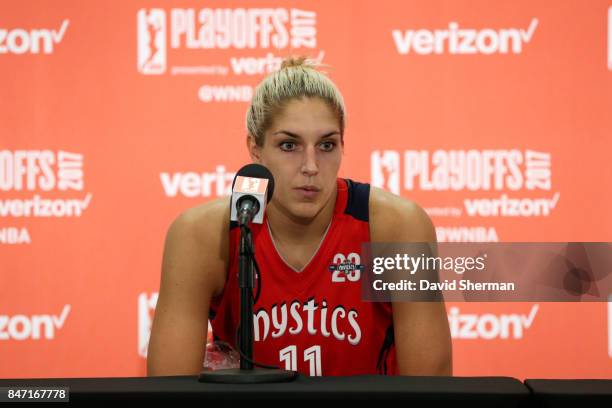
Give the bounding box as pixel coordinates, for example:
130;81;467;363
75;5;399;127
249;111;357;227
248;97;343;222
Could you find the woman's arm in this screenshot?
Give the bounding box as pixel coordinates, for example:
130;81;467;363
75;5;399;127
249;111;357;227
370;187;452;376
147;198;229;376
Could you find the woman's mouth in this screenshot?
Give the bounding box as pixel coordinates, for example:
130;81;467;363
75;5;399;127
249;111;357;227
294;185;320;199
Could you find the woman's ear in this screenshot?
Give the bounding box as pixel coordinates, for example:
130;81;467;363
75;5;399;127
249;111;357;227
246;134;261;163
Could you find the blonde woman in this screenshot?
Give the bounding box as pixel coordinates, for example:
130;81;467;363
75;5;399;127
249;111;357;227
147;57;452;377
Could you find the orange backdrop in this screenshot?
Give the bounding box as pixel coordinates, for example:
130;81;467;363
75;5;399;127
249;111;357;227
1;0;611;379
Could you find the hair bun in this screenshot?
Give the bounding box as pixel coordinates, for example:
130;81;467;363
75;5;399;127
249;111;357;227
280;56;311;69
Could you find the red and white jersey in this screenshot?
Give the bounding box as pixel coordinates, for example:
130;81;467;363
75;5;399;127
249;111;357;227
210;178;396;376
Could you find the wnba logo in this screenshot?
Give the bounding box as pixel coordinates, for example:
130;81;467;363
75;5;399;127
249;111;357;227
608;7;612;71
371;149;552;196
137;292;158;358
241;177;261;193
137;9;166;75
137;292;213;358
609;294;612;358
371;151;400;194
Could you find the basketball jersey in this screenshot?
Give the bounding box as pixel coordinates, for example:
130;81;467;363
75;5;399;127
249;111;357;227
209;178;396;376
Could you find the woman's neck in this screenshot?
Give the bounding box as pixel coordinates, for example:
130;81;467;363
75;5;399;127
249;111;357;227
266;187;337;246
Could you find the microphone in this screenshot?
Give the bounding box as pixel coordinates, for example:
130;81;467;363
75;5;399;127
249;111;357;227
200;163;297;383
230;164;275;226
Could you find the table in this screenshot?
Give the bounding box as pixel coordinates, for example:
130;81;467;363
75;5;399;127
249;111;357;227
525;379;612;406
0;375;528;406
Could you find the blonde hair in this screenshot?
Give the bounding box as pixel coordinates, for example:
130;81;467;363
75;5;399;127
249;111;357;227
246;56;346;146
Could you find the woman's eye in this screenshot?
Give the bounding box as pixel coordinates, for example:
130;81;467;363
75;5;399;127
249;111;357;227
320;142;336;151
279;142;296;151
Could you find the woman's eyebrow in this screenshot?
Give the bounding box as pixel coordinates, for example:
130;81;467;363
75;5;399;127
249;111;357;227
272;130;302;139
320;131;341;139
272;130;340;139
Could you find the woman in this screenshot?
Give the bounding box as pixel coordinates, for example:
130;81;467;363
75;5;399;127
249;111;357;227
147;57;452;376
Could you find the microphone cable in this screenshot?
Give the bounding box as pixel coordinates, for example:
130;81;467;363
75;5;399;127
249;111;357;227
234;224;282;371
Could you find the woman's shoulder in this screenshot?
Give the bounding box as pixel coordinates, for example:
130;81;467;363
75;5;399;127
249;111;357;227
163;197;231;296
369;186;436;242
167;196;232;251
173;196;231;234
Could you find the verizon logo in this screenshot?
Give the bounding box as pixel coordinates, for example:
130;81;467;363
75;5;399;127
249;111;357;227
392;18;538;55
464;193;560;217
0;19;69;54
160;166;234;198
0;305;71;340
449;304;538;339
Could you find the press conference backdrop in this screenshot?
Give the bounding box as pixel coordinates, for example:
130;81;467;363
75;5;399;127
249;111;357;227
1;0;611;379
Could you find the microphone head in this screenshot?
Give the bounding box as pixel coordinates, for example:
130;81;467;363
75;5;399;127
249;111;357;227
232;163;275;203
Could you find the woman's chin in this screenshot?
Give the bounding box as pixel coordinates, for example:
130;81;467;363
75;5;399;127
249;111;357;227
286;202;321;221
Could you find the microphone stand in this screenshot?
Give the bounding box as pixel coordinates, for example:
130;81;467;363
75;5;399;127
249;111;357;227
198;216;298;383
